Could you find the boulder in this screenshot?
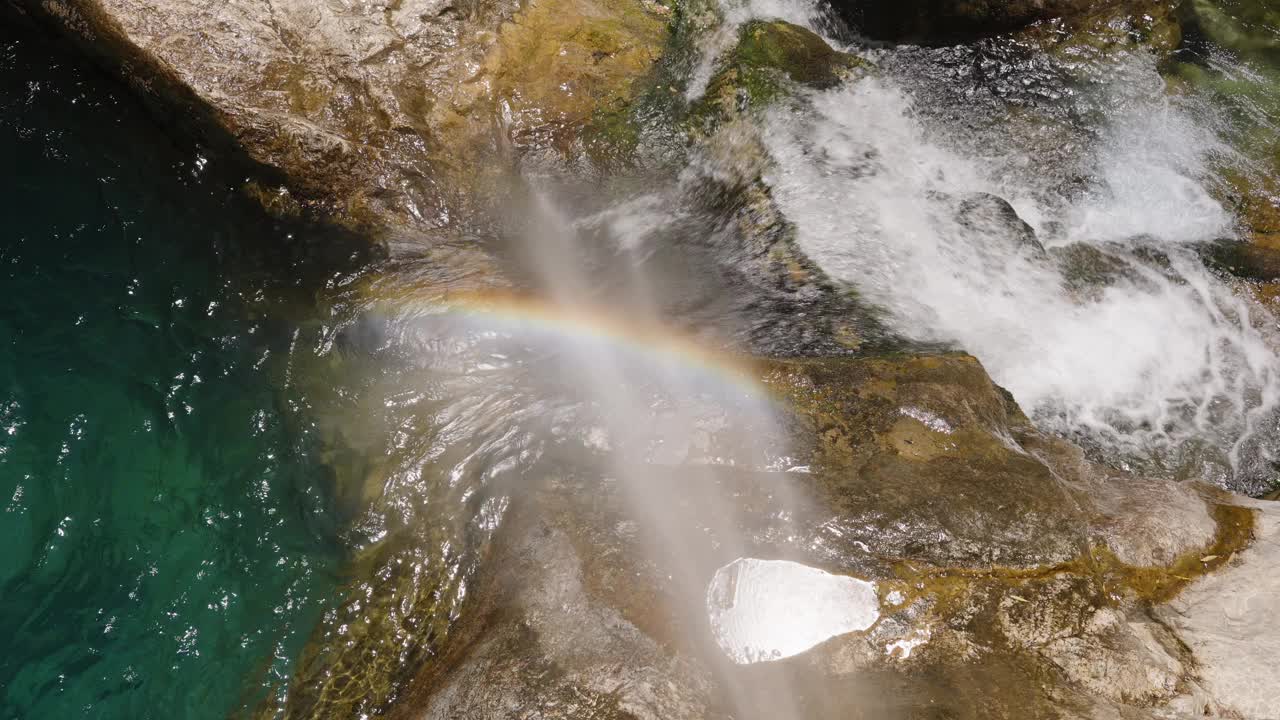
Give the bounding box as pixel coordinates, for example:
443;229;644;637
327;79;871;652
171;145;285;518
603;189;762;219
692;19;867;129
6;0;671;237
766;353;1090;570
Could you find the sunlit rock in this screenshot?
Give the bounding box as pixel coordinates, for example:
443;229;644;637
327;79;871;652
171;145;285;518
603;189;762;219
1158;498;1280;718
765;354;1091;569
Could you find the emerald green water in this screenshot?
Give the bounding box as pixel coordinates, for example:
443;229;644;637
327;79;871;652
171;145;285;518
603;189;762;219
0;29;370;719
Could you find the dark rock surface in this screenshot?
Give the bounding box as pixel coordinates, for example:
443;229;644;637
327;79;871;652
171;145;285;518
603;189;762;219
831;0;1180;47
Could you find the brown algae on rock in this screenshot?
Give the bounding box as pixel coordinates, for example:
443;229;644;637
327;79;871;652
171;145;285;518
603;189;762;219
880;502;1255;612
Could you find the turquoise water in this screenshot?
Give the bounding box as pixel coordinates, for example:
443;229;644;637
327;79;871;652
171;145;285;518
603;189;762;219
0;29;371;719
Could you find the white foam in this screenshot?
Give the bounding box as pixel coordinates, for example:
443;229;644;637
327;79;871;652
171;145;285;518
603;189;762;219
760;73;1280;472
707;557;879;664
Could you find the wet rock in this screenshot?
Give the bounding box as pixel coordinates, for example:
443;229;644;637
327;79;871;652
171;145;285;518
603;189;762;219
1017;0;1182;59
1206;168;1280;281
1087;476;1218;568
383;473;736;720
328;349;1274;720
8;0;671;237
1052;242;1140;297
390;511;717;720
953;192;1047;257
765;353;1092;569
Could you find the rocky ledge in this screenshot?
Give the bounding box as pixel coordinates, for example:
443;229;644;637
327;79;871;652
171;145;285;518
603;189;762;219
5;0;672;237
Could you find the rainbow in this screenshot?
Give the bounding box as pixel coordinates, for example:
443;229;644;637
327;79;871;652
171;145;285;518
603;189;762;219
371;289;772;401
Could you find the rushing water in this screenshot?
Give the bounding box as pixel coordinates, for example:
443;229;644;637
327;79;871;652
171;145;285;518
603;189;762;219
709;0;1280;493
763;69;1280;488
0;29;372;718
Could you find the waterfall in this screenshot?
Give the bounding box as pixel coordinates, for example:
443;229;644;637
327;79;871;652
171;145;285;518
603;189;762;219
746;21;1280;492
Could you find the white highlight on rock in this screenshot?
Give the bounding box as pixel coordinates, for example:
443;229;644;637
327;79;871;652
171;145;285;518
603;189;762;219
885;628;931;660
707;558;879;664
899;406;954;434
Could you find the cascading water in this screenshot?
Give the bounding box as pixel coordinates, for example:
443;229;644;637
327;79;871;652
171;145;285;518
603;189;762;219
744;15;1280;493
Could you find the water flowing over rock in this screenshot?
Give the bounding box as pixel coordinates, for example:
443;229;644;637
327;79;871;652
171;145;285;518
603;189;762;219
12;0;1280;718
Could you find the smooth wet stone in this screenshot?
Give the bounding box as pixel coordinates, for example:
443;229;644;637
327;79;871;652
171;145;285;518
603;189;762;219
387;479;725;720
1087;475;1219;568
706;558;879;664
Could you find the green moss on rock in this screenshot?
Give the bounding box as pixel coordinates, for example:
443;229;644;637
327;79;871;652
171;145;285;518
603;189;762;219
693;20;867;129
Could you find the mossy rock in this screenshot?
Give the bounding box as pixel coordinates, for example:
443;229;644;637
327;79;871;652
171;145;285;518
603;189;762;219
1201;167;1280;280
693;20;867;129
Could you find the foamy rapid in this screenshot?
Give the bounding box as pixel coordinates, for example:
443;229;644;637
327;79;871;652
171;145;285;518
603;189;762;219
761;69;1280;484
